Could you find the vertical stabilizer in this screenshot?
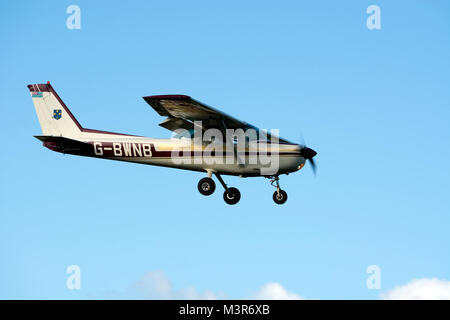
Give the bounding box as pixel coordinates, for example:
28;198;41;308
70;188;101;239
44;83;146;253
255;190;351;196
28;82;82;137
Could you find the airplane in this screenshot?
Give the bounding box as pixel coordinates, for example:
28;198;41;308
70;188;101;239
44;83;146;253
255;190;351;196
28;82;317;205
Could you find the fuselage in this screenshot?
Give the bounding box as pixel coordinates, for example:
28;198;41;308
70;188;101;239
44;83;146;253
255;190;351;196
43;131;305;177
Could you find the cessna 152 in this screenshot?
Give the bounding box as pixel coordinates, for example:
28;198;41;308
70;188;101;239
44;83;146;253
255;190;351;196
28;82;317;205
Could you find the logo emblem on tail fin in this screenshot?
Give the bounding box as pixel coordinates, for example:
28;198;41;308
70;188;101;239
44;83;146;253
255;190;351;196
31;92;43;98
53;109;62;120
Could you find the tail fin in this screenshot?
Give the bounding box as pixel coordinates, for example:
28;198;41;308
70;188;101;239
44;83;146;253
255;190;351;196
28;82;82;137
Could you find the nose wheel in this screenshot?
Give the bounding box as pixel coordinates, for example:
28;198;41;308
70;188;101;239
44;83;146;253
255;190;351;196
270;176;288;205
273;189;288;204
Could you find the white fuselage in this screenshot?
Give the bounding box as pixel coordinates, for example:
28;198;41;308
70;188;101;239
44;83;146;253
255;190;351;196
69;132;305;177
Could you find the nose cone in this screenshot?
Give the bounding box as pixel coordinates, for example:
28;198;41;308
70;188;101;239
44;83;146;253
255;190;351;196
300;147;317;160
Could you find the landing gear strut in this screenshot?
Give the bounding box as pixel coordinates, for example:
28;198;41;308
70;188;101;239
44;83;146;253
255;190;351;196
270;176;288;205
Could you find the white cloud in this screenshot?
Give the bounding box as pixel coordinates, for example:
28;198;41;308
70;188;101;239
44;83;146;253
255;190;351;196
132;272;305;300
381;278;450;300
132;271;173;299
132;271;221;300
178;286;220;300
253;282;303;300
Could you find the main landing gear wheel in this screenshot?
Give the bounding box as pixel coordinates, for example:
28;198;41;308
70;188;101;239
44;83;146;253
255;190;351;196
213;173;241;205
273;190;288;205
198;177;216;196
223;187;241;205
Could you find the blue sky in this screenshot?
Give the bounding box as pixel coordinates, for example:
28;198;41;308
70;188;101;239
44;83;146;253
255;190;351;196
1;0;449;299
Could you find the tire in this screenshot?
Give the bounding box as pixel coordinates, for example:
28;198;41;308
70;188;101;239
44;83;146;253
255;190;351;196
273;190;288;205
198;177;216;196
223;187;241;205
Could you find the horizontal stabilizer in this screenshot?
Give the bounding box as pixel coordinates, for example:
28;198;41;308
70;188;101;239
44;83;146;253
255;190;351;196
34;135;92;154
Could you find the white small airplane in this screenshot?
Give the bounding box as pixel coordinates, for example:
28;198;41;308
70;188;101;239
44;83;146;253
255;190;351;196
28;82;317;205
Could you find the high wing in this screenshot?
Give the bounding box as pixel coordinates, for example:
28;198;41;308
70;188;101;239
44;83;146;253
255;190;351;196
142;95;291;143
143;95;245;132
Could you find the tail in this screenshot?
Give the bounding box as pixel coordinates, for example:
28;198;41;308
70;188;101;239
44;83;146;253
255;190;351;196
28;82;82;137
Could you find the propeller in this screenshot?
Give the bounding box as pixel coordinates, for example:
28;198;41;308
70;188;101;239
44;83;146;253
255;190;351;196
300;146;317;175
299;135;317;175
